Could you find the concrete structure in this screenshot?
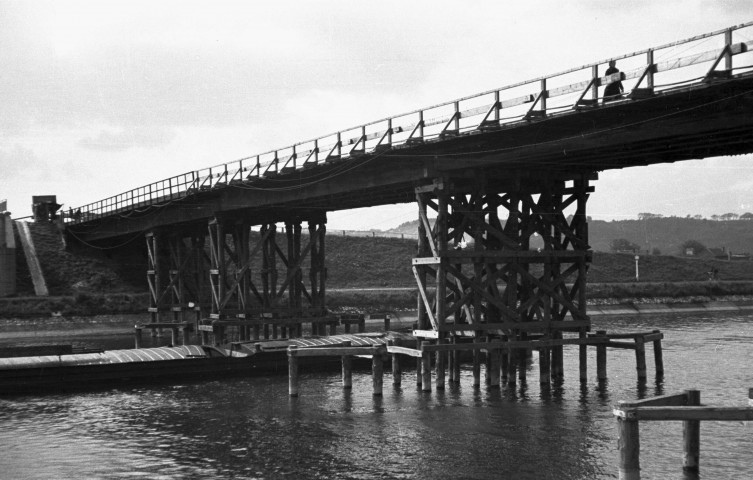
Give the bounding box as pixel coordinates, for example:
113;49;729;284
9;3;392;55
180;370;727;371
0;212;16;296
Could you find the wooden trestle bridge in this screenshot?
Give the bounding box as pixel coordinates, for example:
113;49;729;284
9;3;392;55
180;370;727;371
65;23;753;384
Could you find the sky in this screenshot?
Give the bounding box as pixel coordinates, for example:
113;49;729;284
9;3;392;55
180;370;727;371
2;0;753;229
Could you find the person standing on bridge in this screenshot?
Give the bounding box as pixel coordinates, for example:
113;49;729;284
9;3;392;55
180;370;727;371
603;60;624;102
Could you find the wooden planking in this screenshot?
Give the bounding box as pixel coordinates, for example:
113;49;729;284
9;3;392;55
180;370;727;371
615;406;753;422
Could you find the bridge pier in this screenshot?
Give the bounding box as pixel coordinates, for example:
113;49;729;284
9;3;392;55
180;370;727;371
412;172;594;382
200;214;328;344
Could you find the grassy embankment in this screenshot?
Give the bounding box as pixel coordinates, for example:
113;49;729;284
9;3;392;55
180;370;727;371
3;224;753;318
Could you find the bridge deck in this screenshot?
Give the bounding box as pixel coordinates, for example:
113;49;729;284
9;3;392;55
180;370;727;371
66;23;753;243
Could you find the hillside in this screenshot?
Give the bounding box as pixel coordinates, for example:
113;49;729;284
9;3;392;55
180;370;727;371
12;221;753;293
387;216;753;256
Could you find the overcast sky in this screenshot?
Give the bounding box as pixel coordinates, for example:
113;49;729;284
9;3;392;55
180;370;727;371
2;0;753;228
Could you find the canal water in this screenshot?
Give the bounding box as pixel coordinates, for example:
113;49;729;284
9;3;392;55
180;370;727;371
0;312;751;479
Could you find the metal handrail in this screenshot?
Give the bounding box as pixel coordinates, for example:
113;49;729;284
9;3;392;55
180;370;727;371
66;22;753;224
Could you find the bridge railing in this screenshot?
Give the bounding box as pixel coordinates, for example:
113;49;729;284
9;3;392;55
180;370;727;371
67;22;753;225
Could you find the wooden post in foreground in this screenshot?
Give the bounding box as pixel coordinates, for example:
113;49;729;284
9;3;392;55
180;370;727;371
617;407;641;480
134;327;142;349
288;345;299;397
342;341;353;389
182;326;191;346
683;390;701;474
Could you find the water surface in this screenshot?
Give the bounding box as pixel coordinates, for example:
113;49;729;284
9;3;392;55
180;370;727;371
0;312;751;479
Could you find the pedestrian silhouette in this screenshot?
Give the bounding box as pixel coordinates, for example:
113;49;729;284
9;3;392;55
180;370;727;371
603;60;624;102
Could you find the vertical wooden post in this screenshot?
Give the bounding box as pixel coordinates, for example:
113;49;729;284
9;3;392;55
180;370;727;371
472;348;481;388
372;348;384;396
182;326;190;346
416;357;422;387
635;336;647;380
551;330;564;379
288;345;299;397
683;390;701;475
489;345;500;387
358;317;365;333
507;349;517;386
384;314;390;331
579;327;588;382
652;330;664;377
134;327;142;349
452;338;460;384
617;406;641;480
389;340;401;386
421;341;432;392
170;327;178;347
342;341;352;389
436;191;448;329
501;344;509;383
539;346;550;386
436;339;446;391
518;334;528;382
448;338;456;383
596;330;608;381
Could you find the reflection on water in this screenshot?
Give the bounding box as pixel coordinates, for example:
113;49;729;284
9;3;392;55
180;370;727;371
0;312;751;479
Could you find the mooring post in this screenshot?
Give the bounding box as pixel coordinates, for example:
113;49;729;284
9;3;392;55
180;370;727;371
372;347;385;396
452;341;460;384
288;345;299;397
342;341;352;389
389;340;401;386
384;314;390;331
652;330;664;377
579;327;588;382
635;336;647;380
134;326;142;349
182;325;190;346
683;390;701;475
358;316;365;333
596;330;608;381
421;341;432;392
617;403;641;480
436;338;446;391
170;327;178;347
